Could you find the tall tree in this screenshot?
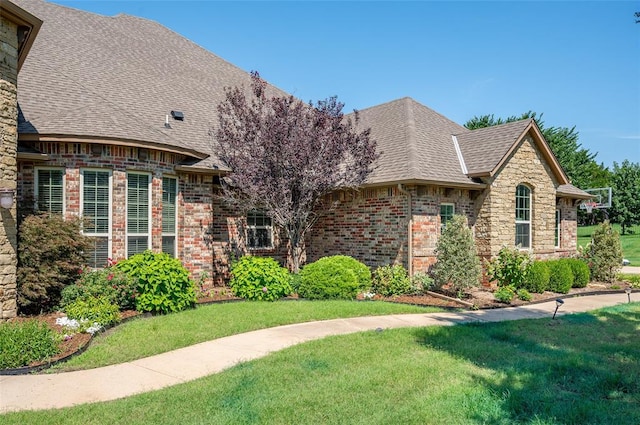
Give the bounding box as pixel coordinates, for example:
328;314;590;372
214;72;378;272
464;112;610;190
610;160;640;235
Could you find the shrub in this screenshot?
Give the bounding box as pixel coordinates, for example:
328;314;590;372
583;221;623;283
298;255;371;300
116;251;196;314
494;286;515;304
0;321;61;369
411;271;435;294
64;295;121;331
229;256;292;301
371;265;413;296
523;261;550;293
547;260;574;294
432;215;481;296
60;267;138;311
516;288;532;302
486;245;532;289
17;214;93;314
565;258;590;288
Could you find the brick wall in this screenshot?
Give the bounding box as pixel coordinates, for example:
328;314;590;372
0;14;19;320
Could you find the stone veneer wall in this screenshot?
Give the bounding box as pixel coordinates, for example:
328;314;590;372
0;14;19;320
475;135;560;258
17;143;215;284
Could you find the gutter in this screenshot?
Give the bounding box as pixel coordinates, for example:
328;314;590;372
397;184;413;277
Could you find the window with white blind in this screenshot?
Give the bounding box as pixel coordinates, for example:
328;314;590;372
555;209;561;248
515;184;531;248
81;169;111;268
127;172;151;257
35;168;64;214
162;177;177;257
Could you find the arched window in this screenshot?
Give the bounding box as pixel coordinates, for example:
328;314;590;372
515;184;531;248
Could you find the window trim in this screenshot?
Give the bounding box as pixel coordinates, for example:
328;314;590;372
34;167;65;214
246;209;273;250
126;171;152;257
515;184;532;249
162;175;178;257
80;168;112;267
439;202;455;232
555;209;561;249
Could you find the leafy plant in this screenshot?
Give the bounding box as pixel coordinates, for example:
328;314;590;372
494;286;516;303
582;221;623;282
229;256;292;301
60;267;138;311
432;215;481;295
64;295;121;331
298;255;371;300
565;258;590;288
116;251;196;314
0;321;61;369
486;245;532;289
371;265;413;296
17;214;93;314
523;261;550;293
411;271;435;293
547;260;574;294
516;288;532;301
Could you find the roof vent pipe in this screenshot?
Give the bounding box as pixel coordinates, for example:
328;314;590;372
164;115;171;128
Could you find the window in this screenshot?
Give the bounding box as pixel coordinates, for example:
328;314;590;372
555;209;561;248
247;210;272;249
81;169;111;268
515;184;531;248
127;172;151;257
35;168;64;214
440;203;455;232
162;177;178;257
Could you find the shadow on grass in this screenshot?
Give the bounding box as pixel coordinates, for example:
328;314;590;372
414;304;640;425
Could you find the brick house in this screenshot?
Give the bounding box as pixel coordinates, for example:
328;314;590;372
12;0;589;293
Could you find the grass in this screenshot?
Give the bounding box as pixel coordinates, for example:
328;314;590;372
51;300;439;371
578;223;640;264
4;302;639;424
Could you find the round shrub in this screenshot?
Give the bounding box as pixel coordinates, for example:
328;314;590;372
64;295;121;331
229;256;292;301
371;265;412;296
523;261;550;293
516;288;532;302
116;251;196;314
494;286;515;304
565;258;590;288
547;260;574;294
0;321;61;369
60;268;138;311
411;271;435;293
298;256;371;300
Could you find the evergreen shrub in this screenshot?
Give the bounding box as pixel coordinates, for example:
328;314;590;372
116;251;196;314
565;258;590;288
60;267;138;311
229;256;292;301
371;264;413;296
523;261;550;293
298;255;371;300
547;260;574;294
583;221;623;283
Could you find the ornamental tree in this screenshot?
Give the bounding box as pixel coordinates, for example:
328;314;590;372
214;72;378;272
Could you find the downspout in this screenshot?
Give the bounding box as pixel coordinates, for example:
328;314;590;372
397;184;413;276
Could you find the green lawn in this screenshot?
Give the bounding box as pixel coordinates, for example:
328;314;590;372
578;223;640;265
51;300;439;371
5;303;639;424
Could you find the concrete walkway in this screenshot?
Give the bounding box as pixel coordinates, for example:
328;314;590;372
0;292;636;413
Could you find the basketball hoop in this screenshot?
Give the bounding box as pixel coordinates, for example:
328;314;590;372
580;201;597;214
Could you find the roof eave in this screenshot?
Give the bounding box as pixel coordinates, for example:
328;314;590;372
363;178;486;190
0;0;43;72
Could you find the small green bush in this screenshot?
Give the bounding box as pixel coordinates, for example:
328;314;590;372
60;268;138;311
116;251;196;314
486;245;532;289
516;288;532;302
523;261;550;293
432;215;481;295
229;256;292;301
411;271;435;293
583;221;623;283
494;286;516;303
17;214;93;314
64;296;121;330
298;256;371;300
547;260;574;294
371;265;413;296
0;321;61;369
565;258;590;288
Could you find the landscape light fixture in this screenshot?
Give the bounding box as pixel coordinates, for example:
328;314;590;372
625;288;632;303
552;298;564;320
0;188;15;209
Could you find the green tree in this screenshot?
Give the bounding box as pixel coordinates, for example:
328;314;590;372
464;112;610;190
610;160;640;235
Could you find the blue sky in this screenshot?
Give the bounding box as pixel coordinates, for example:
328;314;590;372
57;0;639;173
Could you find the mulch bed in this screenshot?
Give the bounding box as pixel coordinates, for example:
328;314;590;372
4;280;633;374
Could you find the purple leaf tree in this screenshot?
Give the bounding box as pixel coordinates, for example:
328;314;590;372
213;72;378;272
